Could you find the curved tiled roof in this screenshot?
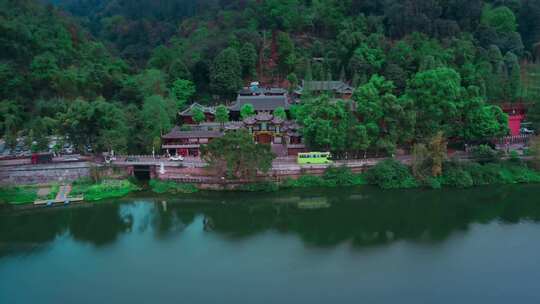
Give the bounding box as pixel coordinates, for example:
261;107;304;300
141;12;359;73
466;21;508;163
242;112;286;125
162;126;223;139
301;81;353;94
229;95;290;111
179;103;216;116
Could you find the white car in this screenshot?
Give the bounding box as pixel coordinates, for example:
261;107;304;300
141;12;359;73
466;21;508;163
169;155;184;161
521;127;535;135
64;156;80;162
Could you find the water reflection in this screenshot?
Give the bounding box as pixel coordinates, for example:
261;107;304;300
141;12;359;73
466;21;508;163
1;185;540;257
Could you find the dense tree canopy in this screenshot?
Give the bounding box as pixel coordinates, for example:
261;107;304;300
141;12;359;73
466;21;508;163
1;0;538;155
201;130;276;179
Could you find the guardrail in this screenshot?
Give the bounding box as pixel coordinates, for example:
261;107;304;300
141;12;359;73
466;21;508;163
496;135;533;145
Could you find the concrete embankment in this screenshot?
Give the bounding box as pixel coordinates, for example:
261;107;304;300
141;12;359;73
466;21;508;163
0;162;93;185
0;157;379;187
154;159;378;190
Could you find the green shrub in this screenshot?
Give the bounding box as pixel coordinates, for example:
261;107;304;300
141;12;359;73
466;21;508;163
442;165;474;188
505;164;540;183
464;163;503;185
323;166;366;186
82;179;140;201
0;186;38;204
149;179;198;194
471;145;499;163
366;159;418;189
47;184;60;200
425;177;442;189
290;175;328;188
239;182;279;192
509;150;521;163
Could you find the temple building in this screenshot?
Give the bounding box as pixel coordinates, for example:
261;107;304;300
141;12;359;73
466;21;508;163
500;102;530;136
161;127;222;157
242;112;306;156
179;103;216;124
295;80;354;100
229;83;291;120
243;112;286;144
162;113;305;157
164;82;306;157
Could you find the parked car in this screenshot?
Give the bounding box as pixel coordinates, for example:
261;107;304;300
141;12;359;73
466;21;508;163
169;155;184;161
64;156;80;162
31;153;53;164
125;157;139;162
520;127;535;135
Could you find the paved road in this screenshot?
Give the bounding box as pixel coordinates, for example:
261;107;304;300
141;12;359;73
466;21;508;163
0;155;91;167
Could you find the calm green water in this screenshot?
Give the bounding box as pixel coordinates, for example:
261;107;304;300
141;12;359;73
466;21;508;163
2;186;540;303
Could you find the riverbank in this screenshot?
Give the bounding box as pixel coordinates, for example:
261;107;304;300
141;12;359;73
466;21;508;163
148;158;540;195
0;179;140;206
2;159;540;207
0;184;60;205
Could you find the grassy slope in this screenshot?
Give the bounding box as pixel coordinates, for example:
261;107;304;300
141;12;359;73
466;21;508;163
72;179;140;202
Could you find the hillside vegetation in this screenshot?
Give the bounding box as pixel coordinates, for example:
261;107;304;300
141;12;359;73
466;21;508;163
2;0;540;155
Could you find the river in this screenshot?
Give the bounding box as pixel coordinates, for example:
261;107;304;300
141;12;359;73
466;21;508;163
1;185;540;303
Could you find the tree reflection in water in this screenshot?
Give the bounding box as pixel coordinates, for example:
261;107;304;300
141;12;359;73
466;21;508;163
2;185;540;257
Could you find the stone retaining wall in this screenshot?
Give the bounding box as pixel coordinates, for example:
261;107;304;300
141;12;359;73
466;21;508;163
154;163;371;188
0;163;92;185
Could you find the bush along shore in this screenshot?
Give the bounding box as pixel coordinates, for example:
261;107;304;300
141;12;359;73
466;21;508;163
224;159;540;193
0;179;140;206
2;157;540;206
149;180;199;194
70;179;141;202
0;184;60;205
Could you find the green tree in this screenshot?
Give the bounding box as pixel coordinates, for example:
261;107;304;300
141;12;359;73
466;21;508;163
503;52;521;101
201;130;276;179
191;107;206;124
57;99;96;151
406;67;463;139
170;79;195;110
93;100;129;153
30;52;59;92
240;103;255;119
287;73;298;92
0;100;23;149
148;45;175;70
239;42;257;79
210;47;242;98
141;95;174;151
168;59;192;82
461;89;509;140
295;95;356;153
57;98;128;153
215;104;230;125
353;75;414;153
273;107;287;120
276;32;296;75
482;5;518;33
135;69;168;97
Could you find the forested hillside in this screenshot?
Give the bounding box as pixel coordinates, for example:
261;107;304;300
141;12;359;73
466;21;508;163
2;0;540;155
